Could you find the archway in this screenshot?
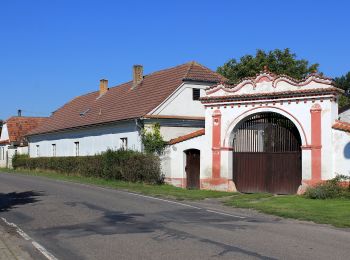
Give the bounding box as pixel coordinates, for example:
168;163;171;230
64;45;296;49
184;149;200;189
232;112;302;194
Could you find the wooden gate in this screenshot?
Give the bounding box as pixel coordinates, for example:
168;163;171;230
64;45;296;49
185;149;200;189
232;112;302;194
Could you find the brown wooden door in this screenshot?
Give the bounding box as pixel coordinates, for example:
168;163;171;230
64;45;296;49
232;113;302;194
185;149;200;189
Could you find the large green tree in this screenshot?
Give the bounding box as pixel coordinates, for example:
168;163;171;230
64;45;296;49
217;48;319;84
334;72;350;108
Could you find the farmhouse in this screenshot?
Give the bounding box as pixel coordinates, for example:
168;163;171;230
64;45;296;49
164;69;350;194
26;62;226;157
0;115;46;168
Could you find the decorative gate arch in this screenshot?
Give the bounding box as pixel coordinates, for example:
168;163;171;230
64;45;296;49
232;112;302;194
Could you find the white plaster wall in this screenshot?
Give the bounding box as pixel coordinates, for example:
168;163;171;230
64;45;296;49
159;126;203;141
339;109;350;123
28;121;141;157
162;135;210;180
151;83;207;117
0;145;9;168
332;129;350;177
0;124;9;141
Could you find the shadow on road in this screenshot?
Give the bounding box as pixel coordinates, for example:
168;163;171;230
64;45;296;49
0;191;43;212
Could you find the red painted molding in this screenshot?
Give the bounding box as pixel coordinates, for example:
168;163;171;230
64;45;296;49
310;104;322;181
212;110;221;179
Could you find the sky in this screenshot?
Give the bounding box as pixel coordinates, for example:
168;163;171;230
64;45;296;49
0;0;349;120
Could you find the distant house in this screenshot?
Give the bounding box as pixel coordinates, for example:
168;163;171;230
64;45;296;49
339;104;350;122
0;115;46;168
26;62;227;157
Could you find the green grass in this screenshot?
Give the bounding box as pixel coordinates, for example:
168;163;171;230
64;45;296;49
0;168;233;201
225;193;350;228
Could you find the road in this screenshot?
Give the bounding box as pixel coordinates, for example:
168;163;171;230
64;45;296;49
0;172;349;260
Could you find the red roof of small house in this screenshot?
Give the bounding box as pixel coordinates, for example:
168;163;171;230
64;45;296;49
168;129;205;145
2;117;47;144
332;120;350;133
28;62;226;136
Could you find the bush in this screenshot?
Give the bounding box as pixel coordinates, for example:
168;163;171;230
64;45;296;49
304;175;350;199
12;150;163;184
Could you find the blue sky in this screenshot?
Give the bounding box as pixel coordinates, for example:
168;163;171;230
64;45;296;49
0;0;349;120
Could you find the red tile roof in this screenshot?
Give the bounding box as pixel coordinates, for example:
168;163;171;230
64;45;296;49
332;120;350;133
2;117;47;144
168;129;205;145
29;62;226;136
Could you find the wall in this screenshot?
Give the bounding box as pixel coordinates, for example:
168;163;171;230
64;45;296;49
162;135;209;188
0;145;9;168
339;109;350;123
150;82;207;117
28;121;141;157
332;129;350;177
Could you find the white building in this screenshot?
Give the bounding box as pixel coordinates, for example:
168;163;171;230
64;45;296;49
0;116;46;168
165;70;350;194
26;62;227;157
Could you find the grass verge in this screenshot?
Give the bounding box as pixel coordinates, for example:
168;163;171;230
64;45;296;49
0;168;232;201
225;193;350;228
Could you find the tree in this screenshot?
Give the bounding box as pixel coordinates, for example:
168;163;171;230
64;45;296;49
217;48;319;84
334;72;350;109
141;123;167;155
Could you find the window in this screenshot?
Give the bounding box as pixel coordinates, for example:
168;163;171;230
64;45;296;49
36;145;40;157
52;144;56;157
74;142;79;156
192;88;200;100
120;138;128;150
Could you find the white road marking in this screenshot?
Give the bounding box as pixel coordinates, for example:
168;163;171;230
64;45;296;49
206;209;246;219
1;217;58;260
32;241;58;260
127;192;203;209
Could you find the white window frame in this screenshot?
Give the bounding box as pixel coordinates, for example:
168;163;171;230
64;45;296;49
36;145;40;157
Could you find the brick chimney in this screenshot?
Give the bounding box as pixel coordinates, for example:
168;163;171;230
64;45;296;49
132;65;143;88
99;79;108;96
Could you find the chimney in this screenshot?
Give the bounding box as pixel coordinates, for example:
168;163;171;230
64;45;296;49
132;65;143;88
17;109;22;117
99;79;108;96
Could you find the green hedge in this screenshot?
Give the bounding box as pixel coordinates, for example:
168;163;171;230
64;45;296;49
12;149;163;184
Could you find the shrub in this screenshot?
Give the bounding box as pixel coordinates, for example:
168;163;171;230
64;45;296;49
141;123;167;155
304;175;350;199
12;149;163;184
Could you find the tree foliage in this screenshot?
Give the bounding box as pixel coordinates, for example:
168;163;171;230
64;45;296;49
217;48;319;84
334;72;350;108
141;123;167;155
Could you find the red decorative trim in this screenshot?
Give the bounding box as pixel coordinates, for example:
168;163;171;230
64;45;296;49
202;88;341;103
332;120;350;133
164;177;186;188
168;129;205;145
212;110;221;179
310;104;322;181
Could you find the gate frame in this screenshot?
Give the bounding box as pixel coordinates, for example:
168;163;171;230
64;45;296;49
221;107;308;192
229;110;303;194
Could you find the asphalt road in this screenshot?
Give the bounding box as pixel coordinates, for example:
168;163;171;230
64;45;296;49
0;172;349;260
